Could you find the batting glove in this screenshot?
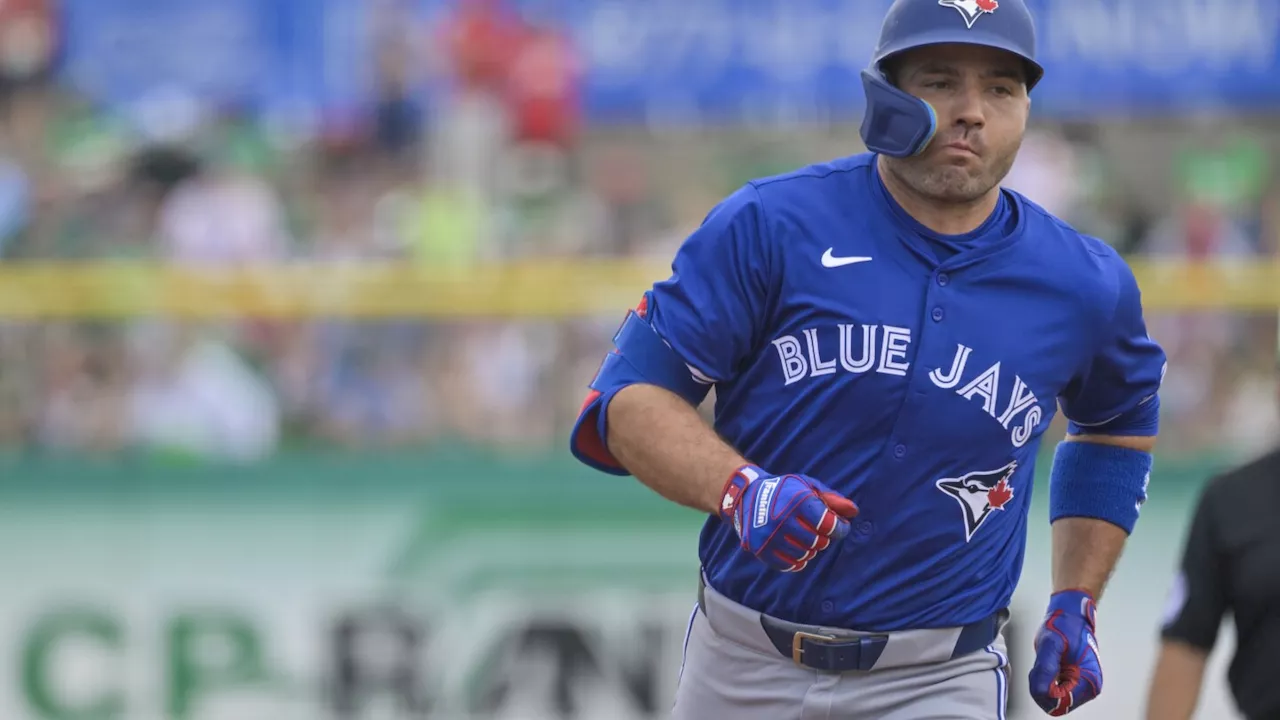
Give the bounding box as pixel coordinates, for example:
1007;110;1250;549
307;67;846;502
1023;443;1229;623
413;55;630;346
718;465;858;573
1028;589;1103;716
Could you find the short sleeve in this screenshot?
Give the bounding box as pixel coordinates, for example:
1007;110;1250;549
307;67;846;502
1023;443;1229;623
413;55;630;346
646;184;776;384
1059;255;1167;430
1160;484;1229;651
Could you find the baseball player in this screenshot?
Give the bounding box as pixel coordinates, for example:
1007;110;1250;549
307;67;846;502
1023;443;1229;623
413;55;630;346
570;0;1166;717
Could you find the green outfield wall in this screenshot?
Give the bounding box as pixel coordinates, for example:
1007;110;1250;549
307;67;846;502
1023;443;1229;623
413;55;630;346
0;448;1247;720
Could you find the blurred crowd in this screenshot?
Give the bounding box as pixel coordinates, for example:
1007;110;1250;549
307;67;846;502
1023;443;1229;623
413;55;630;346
0;0;1275;463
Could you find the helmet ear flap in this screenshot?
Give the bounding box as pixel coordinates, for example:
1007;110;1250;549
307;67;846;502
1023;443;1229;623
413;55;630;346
859;70;938;158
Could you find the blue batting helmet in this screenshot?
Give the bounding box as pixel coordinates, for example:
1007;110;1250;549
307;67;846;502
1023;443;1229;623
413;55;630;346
860;0;1043;158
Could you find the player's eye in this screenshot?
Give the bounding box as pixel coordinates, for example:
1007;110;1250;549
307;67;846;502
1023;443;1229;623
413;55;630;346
989;85;1014;97
924;79;951;90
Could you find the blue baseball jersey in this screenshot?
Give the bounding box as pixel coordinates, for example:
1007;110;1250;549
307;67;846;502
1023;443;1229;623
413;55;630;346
580;152;1166;632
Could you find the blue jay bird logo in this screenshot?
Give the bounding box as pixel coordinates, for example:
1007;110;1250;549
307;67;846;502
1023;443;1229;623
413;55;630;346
938;0;1000;28
935;461;1017;542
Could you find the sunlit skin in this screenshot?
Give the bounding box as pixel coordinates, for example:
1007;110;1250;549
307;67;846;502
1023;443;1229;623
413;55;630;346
877;43;1032;235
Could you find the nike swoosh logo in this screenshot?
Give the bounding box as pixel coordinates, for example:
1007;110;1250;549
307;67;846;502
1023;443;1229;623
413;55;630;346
821;249;873;268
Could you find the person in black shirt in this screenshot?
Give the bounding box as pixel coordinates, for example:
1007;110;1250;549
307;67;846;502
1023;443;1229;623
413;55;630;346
1145;447;1280;720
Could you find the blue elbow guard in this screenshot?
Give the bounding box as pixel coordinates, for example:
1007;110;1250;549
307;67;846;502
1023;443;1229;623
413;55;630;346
605;309;711;406
1048;440;1153;534
569;306;713;475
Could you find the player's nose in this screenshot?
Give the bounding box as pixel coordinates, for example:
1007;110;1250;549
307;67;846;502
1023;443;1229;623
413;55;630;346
950;87;986;130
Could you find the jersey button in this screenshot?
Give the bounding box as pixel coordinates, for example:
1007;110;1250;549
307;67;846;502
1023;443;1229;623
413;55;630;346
931;307;944;322
852;520;875;543
893;444;906;458
821;600;835;613
937;273;949;286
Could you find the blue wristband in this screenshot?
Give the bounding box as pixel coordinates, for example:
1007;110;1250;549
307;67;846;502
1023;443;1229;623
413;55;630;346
1048;441;1153;534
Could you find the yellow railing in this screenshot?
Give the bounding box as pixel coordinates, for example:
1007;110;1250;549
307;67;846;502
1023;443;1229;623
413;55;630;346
0;259;1273;318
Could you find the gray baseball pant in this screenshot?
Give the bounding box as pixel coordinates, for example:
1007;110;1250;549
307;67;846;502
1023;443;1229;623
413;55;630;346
671;577;1011;720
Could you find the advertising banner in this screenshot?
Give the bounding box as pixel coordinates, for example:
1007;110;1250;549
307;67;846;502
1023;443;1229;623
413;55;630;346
0;450;1244;719
57;0;374;130
551;0;1280;122
54;0;1280;126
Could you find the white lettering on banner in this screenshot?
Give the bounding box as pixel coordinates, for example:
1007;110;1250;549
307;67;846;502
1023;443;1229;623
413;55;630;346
0;485;1247;719
736;2;829;81
775;331;1043;448
14;596;695;720
0;513;705;720
71;9;263;99
569;0;1280;129
580;0;1279;91
579;0;740;77
1044;0;1280;74
578;0;1280;119
577;0;885;82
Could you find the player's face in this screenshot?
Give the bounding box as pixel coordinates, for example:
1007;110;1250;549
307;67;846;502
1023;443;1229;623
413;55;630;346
884;44;1030;205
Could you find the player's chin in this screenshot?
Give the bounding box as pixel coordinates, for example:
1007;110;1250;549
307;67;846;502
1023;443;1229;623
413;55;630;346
927;170;992;204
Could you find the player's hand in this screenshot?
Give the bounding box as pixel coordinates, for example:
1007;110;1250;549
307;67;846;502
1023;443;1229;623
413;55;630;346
717;465;858;573
1028;589;1103;716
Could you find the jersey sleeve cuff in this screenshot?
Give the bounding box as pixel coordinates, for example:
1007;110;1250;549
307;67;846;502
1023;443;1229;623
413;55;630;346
1066;394;1160;437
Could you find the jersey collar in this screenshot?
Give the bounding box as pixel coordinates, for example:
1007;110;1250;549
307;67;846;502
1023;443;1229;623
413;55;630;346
869;156;1027;272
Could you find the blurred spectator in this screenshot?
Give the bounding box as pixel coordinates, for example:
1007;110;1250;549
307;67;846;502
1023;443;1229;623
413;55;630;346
311;321;435;447
504;6;581;153
575;143;670;257
444;0;519;95
34;324;127;452
156;125;293;265
371;8;426;160
378;163;491;266
0;0;57;89
126;322;281;462
1138;201;1260;454
1139;201;1257;261
0;141;29;256
440;321;558;449
1174;130;1270;233
309;158;395;261
295;157;437;447
431;0;520;206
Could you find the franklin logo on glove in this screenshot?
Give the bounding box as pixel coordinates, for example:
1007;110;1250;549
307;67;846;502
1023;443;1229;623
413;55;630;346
720;465;858;573
754;479;780;528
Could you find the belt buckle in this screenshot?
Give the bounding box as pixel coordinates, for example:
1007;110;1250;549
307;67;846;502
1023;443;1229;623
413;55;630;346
791;630;838;666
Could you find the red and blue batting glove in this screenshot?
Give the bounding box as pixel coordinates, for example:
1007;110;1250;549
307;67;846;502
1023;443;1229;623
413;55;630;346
1028;589;1103;716
718;465;858;573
